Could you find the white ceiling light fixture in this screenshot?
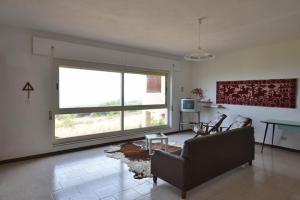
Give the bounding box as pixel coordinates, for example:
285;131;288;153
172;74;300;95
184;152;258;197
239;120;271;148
184;17;215;61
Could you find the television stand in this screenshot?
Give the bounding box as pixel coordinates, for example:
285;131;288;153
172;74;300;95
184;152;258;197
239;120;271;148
179;111;200;131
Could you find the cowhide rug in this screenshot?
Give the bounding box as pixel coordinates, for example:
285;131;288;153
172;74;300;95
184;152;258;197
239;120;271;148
105;141;182;179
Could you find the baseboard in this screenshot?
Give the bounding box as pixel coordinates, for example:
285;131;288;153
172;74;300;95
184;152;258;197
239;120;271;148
255;142;300;153
165;129;192;135
0;130;191;165
3;131;297;165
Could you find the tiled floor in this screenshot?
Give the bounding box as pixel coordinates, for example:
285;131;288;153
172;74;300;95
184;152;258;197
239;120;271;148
0;132;300;200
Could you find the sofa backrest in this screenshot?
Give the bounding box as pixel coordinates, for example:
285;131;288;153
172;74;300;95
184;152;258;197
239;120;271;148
182;126;254;158
181;126;255;189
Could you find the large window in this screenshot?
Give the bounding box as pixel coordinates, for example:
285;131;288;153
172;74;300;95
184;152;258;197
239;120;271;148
124;73;166;105
59;67;121;108
124;109;168;130
55;112;121;139
54;60;169;143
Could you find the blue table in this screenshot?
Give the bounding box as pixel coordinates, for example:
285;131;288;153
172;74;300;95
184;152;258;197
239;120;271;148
260;119;300;152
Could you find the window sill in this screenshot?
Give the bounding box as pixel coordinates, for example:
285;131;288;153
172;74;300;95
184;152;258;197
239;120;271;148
53;125;171;146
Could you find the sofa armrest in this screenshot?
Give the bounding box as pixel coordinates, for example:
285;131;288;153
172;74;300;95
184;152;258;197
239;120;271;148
151;150;186;189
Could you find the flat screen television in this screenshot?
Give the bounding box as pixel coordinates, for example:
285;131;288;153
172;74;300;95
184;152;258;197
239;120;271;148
181;99;196;112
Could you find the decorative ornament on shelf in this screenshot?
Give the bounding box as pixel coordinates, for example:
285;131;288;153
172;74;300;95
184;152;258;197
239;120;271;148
200;99;213;107
191;88;204;100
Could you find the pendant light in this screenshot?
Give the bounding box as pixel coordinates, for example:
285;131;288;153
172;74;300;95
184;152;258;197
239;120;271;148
184;17;215;61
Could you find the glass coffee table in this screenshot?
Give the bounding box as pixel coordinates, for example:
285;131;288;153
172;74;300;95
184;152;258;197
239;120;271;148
145;133;168;155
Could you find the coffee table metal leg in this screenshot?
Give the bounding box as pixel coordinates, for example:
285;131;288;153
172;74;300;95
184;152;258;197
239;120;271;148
165;138;168;152
149;139;152;155
146;139;148;150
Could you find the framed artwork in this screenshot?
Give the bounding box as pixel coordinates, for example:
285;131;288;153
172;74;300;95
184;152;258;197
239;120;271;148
216;79;297;108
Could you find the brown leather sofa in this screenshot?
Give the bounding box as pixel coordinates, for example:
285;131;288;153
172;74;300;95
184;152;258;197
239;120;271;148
151;127;255;199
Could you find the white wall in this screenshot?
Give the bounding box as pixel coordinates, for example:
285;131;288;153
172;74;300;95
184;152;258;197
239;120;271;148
0;25;192;161
191;40;300;150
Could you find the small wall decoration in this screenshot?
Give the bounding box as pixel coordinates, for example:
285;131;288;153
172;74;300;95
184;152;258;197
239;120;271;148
216;79;297;108
22;82;34;103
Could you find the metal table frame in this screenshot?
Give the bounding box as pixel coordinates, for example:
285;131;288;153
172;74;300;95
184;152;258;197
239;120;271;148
261;120;300;153
179;111;201;131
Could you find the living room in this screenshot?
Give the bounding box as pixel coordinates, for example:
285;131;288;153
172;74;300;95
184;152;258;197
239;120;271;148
0;1;299;200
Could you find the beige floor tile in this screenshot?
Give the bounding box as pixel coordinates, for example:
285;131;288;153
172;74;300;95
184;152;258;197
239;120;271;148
113;188;142;200
0;132;299;200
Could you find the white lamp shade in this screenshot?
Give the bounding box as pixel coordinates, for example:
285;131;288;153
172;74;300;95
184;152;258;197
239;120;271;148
184;48;215;61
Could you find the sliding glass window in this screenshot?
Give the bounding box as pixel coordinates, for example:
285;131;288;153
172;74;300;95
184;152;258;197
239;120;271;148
53;60;169;143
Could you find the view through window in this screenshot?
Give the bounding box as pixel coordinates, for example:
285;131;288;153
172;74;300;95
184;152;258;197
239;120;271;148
55;64;168;141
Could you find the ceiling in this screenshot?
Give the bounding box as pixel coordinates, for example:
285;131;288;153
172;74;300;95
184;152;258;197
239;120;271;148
0;0;300;58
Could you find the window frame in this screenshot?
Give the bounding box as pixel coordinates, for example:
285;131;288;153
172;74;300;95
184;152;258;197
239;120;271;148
52;59;170;145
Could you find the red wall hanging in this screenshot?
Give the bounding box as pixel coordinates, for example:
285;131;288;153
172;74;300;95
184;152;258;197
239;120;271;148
216;79;297;108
